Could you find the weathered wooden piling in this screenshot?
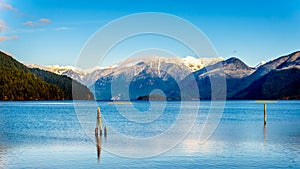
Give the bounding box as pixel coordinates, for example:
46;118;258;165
264;104;267;125
99;107;103;135
104;125;107;137
95;107;103;136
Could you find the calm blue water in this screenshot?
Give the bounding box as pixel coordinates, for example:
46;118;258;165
0;101;299;168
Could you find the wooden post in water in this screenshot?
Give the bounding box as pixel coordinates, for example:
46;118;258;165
104;125;107;138
95;107;103;136
264;104;267;125
98;107;103;135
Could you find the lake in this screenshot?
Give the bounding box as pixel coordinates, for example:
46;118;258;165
0;101;299;168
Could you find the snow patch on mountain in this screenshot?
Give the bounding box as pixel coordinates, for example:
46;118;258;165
182;56;224;71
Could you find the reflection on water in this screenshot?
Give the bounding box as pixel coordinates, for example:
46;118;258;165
95;135;102;164
0;145;6;169
95;127;107;164
263;125;267;144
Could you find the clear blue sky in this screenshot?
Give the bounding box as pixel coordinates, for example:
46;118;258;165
1;0;300;67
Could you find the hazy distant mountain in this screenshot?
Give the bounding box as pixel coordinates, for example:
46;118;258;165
27;64;79;75
0;51;94;100
27;64;90;85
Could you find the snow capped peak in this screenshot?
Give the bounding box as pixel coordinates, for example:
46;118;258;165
114;55;224;72
182;56;224;71
115;56;179;69
26;64;114;75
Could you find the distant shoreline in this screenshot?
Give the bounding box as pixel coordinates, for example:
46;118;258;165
1;97;299;102
3;98;300;101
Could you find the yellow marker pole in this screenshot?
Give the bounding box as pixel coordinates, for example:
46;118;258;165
98;107;103;135
264;104;267;125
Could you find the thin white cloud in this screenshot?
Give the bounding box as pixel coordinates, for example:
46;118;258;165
0;19;19;41
39;18;51;23
23;21;34;26
54;26;72;31
23;18;51;27
10;28;45;34
0;1;17;11
0;35;18;42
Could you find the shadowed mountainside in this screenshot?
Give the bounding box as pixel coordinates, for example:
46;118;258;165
0;51;94;100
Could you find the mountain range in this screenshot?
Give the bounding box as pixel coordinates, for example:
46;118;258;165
28;51;300;100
